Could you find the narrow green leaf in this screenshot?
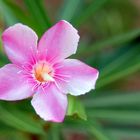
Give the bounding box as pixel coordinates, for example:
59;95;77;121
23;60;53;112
3;0;33;25
0;29;9;65
84;91;140;108
107;128;140;139
97;55;140;88
0;130;29;140
24;0;51;34
64;119;112;140
89;127;110;140
67;95;87;120
88;109;140;124
88;120;113;140
73;0;109;26
58;0;81;21
94;29;140;49
78;29;140;57
50;124;61;140
100;47;138;78
0;106;44;134
35;0;51;27
0;0;17;25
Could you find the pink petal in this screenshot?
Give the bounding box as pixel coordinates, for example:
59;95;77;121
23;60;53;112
38;20;80;63
31;83;67;122
54;59;99;96
0;64;34;101
2;23;38;66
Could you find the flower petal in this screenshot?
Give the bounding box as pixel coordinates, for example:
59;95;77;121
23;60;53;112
0;64;34;101
54;59;99;96
31;83;67;122
38;20;80;63
2;23;38;66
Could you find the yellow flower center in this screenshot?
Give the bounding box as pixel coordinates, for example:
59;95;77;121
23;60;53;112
33;62;54;82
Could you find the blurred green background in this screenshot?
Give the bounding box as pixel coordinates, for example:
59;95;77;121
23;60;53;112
0;0;140;140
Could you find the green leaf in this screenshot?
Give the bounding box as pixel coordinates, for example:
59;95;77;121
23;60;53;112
84;91;140;108
88;120;113;140
73;0;109;26
24;0;51;35
78;29;140;57
1;0;43;36
67;95;87;120
0;105;45;134
94;29;140;50
50;124;62;140
0;29;9;65
0;130;29;140
88;109;140;124
100;46;138;78
64;119;112;140
35;0;51;27
97;55;140;88
3;0;33;25
0;0;17;25
107;128;140;139
58;0;81;21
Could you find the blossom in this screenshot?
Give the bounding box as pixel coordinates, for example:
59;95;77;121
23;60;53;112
0;20;99;122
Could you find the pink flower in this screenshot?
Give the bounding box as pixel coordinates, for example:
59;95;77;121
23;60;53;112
1;20;99;122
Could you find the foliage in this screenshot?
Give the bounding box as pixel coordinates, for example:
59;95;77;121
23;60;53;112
0;0;140;140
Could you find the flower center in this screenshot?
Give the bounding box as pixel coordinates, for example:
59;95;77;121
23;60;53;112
33;62;54;82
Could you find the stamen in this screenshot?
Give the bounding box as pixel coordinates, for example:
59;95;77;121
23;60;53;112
33;61;54;83
43;73;55;81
